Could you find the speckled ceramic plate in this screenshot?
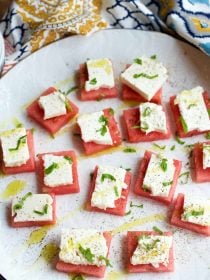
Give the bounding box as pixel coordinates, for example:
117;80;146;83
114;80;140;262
0;30;210;280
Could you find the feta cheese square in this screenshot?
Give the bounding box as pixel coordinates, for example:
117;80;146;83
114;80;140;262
121;56;168;100
131;234;172;267
0;127;29;167
38;91;67;120
59;229;108;266
203;144;210;169
91;165;127;210
181;195;210;226
12;193;53;222
174;86;210;132
139;102;167;134
77;111;113;145
43;154;73;187
85;58;115;91
143;154;175;197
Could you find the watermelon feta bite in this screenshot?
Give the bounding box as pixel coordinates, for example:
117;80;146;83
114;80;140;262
27;87;79;135
127;231;174;273
123;102;171;143
86;165;132;216
36;150;80;195
56;229;112;278
192;142;210;182
170;193;210;236
120;56;168;103
133;151;182;205
0;127;35;175
170;86;210;138
11;192;56;227
77;108;122;155
79;58;117;101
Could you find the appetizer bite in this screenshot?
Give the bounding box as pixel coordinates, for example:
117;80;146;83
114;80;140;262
134;151;182;205
79;58;117;101
171;193;210;236
86;165;132;216
27;87;79;135
77;108;121;155
0;127;35;174
11;192;56;227
36;150;79;195
127;231;174;273
121;56;168;103
56;229;112;278
170;86;210;138
192;142;210;183
123;102;171;142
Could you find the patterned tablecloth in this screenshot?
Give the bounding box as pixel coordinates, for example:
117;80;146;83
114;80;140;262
0;0;210;75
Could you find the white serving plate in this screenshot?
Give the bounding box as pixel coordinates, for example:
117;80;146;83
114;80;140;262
0;30;210;280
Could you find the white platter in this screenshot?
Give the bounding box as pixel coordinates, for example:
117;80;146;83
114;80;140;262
0;30;210;280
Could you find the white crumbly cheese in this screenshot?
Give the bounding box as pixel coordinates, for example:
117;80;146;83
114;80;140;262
0;127;29;167
85;58;115;91
120;56;168;100
131;234;172;268
203;144;210;169
91;166;127;210
12;193;53;222
181;195;210;226
142;154;175;197
174;86;210;132
38;91;67;120
59;229;108;266
139;102;167;134
77;111;113;145
43;154;73;187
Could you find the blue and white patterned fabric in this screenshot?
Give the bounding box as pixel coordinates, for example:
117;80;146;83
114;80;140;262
104;0;210;55
1;0;210;75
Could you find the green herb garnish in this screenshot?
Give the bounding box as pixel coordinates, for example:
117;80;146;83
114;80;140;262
125;210;131;215
170;145;176;151
153;143;166;150
72;275;85;280
175;134;185;145
33;204;48;216
140;122;149;131
9;135;27;152
64;99;72;111
59;86;78;96
134;58;142;65
205;132;210;139
142;239;160;251
64;156;73;164
180;116;188;133
143;107;152;117
207;108;210;116
79;245;95;263
184;209;204;220
109;108;115;115
114;186;119;197
133;73;158;79
101;173;116;182
123;147;136;153
89;78;97;85
130;201;143;208
99;255;113;267
44;162;59;175
160;158;168;172
150;54;157;60
13;192;32;212
162;180;173;186
179;171;190;184
97;115;109;136
152;226;163;235
188;103;196;109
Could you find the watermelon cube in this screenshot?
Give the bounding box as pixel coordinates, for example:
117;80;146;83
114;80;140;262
36;150;80;195
133;151;182;205
27;87;79;135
